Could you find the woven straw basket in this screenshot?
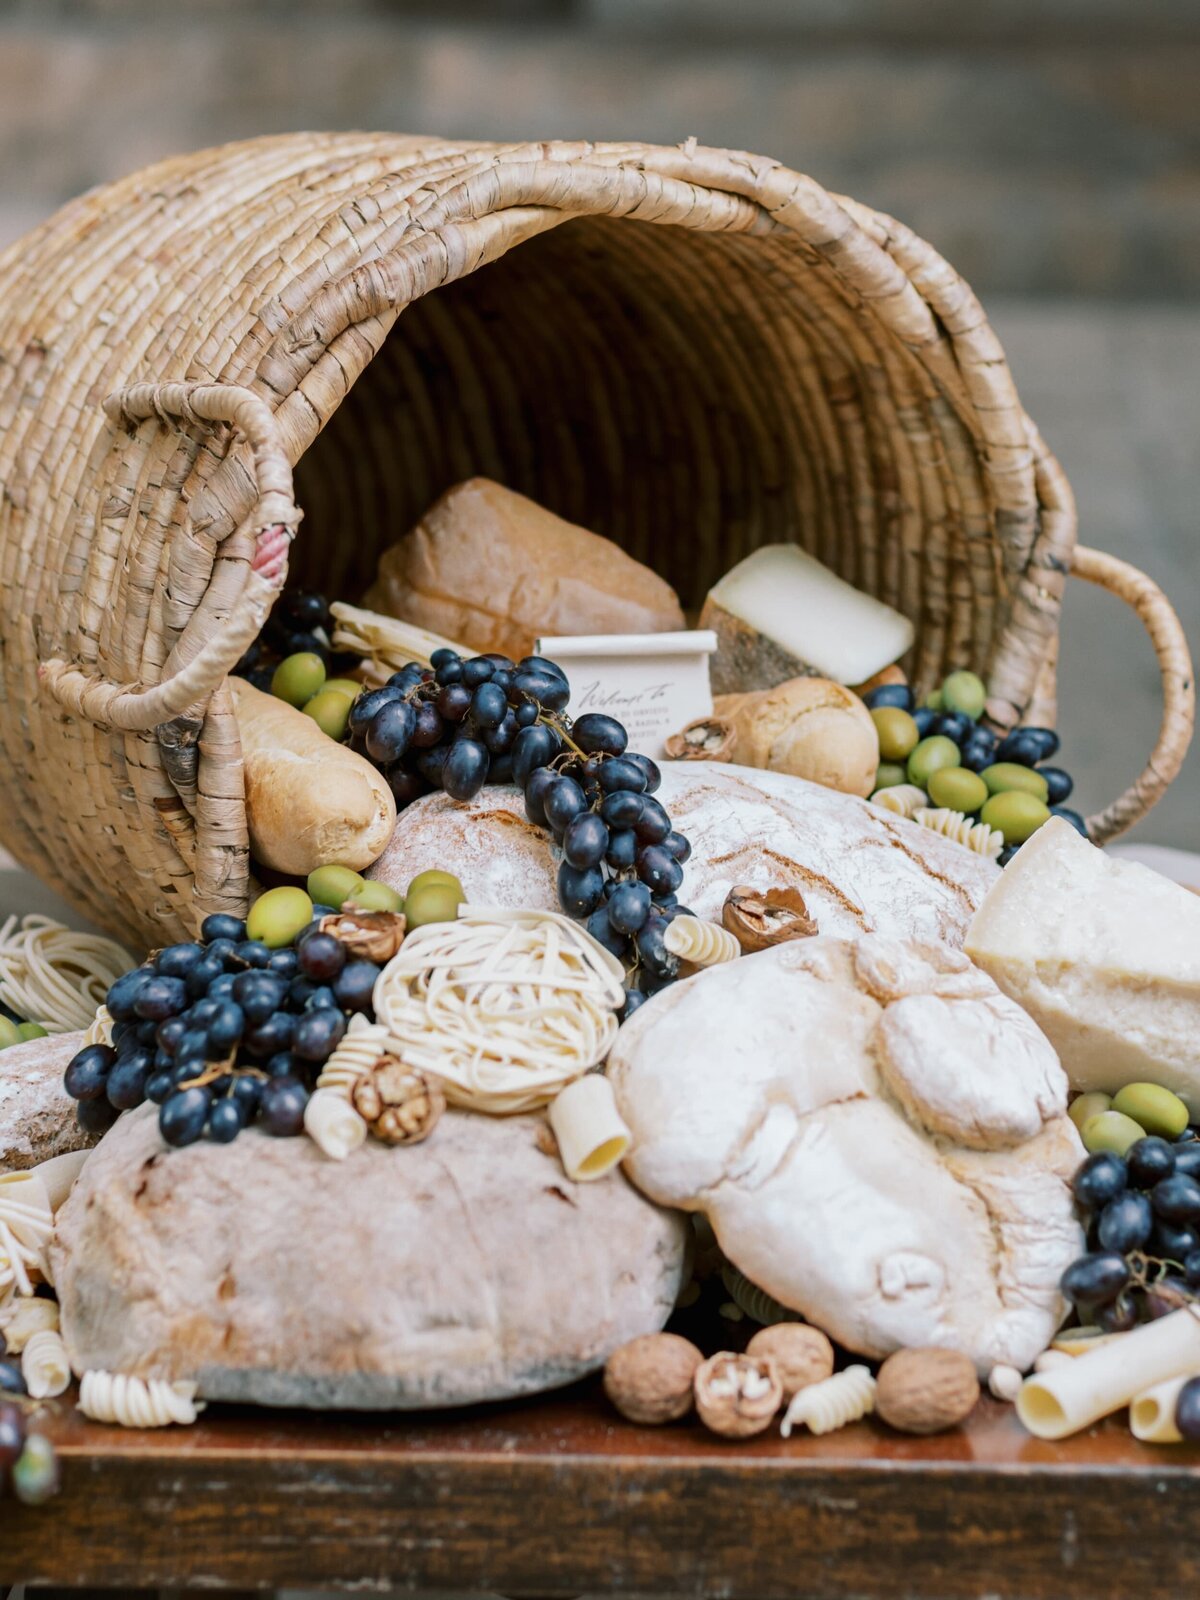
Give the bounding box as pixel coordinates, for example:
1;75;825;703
0;133;1191;948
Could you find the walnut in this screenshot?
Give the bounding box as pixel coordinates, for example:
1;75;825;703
352;1055;444;1145
693;1351;783;1439
603;1332;704;1425
319;909;406;963
875;1347;980;1435
664;715;736;763
721;885;817;952
746;1323;835;1400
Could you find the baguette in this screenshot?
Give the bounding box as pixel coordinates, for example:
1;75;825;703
231;679;396;874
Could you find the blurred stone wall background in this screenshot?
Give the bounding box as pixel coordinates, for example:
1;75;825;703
1;0;1197;844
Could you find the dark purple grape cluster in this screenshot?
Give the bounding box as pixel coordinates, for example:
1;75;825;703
1061;1135;1200;1330
350;649;692;1016
62;912;384;1150
0;1355;59;1504
234;587;358;691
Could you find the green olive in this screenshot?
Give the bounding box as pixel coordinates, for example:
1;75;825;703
923;689;943;711
271;652;327;709
980;791;1051;844
322;678;363;701
0;1017;21;1050
16;1021;48;1042
926;766;988;814
302;688;354;742
981;763;1050;802
906;735;961;788
307;864;366;910
406;869;465;898
873;762;908;791
1112;1082;1190;1141
246;885;315;948
345;880;405;914
940;670;987;721
1068;1091;1112;1133
1082;1109;1146;1157
871;707;920;763
404;882;465;930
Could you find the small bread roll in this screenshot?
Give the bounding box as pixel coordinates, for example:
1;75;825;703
231;678;396;874
715;677;879;797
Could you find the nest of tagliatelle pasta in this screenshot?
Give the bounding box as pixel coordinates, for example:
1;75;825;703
1;474;1197;1474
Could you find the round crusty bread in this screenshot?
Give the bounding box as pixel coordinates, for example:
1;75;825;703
231;678;396;874
715;677;879;797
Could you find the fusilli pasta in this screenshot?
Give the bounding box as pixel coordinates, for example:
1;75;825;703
720;1264;805;1327
869;783;927;819
780;1365;876;1436
913;807;1003;859
316;1015;389;1097
22;1327;71;1398
662;917;741;968
83;1004;114;1047
304;1087;368;1160
0;1293;59;1352
79;1370;204;1428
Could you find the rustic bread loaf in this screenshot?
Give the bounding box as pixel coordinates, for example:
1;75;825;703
51;1104;688;1409
232;678;396;875
714;677;880;796
367;761;996;947
364;478;686;661
0;1030;95;1170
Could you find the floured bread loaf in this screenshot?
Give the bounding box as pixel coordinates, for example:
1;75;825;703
365;478;686;662
714;677;879;796
0;1030;95;1170
368;761;997;948
608;936;1083;1376
52;1104;687;1409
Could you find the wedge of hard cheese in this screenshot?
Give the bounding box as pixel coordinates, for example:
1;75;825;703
700;544;915;694
966;819;1200;1108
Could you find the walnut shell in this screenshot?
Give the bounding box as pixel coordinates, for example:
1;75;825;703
875;1347;980;1435
352;1057;445;1146
603;1332;704;1425
319;909;406;963
693;1351;782;1439
746;1323;835;1400
721;884;817;953
664;715;736;764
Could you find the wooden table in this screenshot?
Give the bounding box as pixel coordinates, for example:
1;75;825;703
3;1382;1198;1599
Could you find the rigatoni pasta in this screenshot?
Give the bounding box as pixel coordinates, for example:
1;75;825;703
548;1074;631;1181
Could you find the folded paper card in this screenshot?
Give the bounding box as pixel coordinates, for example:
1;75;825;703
536;632;717;759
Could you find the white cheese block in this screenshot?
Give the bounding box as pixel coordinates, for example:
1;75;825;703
701;545;915;692
965;818;1200;1108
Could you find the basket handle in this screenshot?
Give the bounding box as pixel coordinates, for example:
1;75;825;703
40;382;298;732
1072;544;1195;845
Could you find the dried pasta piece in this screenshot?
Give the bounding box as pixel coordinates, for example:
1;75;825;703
869;783;927;819
780;1365;876;1437
0;916;133;1033
79;1370;204;1428
22;1327;71;1399
0;1294;59;1352
83;1004;114;1047
330;601;465;682
316;1015;389;1099
373;907;625;1114
1130;1374;1195;1444
0;1169;53;1308
304;1087;369;1161
720;1264;804;1327
36;1149;91;1212
548;1074;631;1181
914;807;1003;860
662;917;741;969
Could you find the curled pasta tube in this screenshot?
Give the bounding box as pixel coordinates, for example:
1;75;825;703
914;808;1003;860
79;1371;204;1428
304;1087;368;1161
548;1074;631;1182
22;1327;71;1399
1130;1374;1196;1443
317;1016;389;1098
781;1366;876;1437
662;917;741;968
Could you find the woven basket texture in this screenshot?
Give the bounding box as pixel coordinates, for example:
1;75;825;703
0;133;1191;947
